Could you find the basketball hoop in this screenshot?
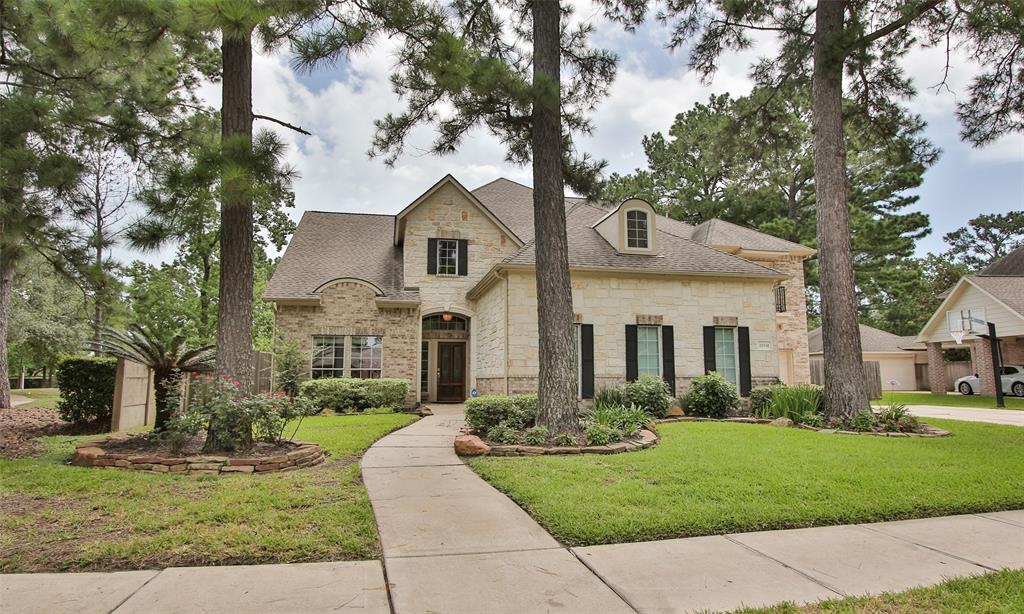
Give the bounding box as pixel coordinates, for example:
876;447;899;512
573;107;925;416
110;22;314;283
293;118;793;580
951;329;966;345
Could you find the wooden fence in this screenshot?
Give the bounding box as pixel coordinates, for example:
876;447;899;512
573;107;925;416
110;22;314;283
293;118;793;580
810;359;882;400
913;360;972;392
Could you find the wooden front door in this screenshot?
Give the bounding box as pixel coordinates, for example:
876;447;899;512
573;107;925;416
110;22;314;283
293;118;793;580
437;342;466;402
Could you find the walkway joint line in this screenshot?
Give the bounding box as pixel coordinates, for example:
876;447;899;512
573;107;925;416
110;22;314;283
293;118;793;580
857;525;999;573
568;548;641;614
108;569;162;614
723;534;848;598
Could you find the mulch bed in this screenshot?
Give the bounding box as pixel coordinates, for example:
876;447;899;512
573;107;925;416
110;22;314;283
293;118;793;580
0;408;106;459
99;434;297;459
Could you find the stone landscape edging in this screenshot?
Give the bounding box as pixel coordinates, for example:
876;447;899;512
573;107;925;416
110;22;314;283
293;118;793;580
656;415;951;437
455;428;659;457
71;437;326;475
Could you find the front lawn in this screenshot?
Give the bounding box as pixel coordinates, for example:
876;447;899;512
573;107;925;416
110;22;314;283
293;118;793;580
469;419;1024;546
874;391;1024;410
738;569;1024;613
10;387;61;410
0;413;416;572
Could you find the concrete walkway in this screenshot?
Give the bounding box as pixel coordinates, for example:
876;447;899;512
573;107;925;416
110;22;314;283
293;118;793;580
9;394;29;407
361;404;634;614
903;405;1024;426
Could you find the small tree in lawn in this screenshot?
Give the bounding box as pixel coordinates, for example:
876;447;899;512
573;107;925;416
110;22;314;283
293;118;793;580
90;325;215;432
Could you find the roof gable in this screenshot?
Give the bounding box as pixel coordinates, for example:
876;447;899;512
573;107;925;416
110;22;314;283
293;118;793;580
917;275;1024;342
394;175;524;247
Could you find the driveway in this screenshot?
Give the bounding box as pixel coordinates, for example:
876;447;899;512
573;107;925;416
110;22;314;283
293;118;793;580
905;405;1024;427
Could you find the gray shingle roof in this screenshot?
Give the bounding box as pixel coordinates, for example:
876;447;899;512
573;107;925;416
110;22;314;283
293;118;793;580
969;275;1024;317
691;218;813;254
978;246;1024;276
500;201;783;278
264;212;403;301
808;324;925;354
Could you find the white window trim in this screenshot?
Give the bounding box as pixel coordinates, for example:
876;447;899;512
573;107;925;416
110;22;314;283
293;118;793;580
636;325;662;377
714;326;740;386
311;335;385;379
436;239;459;277
625;208;651;250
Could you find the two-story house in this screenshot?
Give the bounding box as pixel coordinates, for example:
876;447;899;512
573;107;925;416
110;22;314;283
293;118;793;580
265;175;814;405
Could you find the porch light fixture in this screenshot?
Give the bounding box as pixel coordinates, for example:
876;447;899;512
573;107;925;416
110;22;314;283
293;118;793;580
442;311;453;322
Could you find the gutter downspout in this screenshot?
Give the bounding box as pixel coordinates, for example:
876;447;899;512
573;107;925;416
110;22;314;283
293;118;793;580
504;272;510;395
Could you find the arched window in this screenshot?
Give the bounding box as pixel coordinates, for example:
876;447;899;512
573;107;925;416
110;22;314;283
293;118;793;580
422;313;468;331
626;209;650;249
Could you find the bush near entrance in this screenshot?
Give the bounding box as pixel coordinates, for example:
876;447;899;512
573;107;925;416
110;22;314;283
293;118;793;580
55;357;117;425
465;394;538;432
299;377;409;412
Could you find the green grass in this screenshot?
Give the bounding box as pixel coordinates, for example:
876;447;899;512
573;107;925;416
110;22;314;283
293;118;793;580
738;569;1024;613
873;391;1024;409
0;413;416;572
469;419;1024;546
10;387;61;409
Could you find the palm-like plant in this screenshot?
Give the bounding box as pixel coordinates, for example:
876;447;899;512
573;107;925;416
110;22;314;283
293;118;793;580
90;325;215;431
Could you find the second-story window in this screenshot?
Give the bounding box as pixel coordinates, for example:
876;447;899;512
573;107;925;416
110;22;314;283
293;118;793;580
626;209;649;249
437;239;458;275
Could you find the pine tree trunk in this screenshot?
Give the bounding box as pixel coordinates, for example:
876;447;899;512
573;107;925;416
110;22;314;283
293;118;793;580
531;0;579;434
812;0;869;419
0;259;13;408
207;31;255;451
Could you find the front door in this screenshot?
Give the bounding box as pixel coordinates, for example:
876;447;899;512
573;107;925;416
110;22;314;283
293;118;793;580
437;342;466;402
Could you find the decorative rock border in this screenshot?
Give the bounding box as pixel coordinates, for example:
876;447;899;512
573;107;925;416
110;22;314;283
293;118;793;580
71;437;326;475
455;429;659;457
657;416;951;438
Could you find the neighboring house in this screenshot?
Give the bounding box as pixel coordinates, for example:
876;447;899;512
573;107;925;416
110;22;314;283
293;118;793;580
916;246;1024;396
808;324;927;391
265;175;815;405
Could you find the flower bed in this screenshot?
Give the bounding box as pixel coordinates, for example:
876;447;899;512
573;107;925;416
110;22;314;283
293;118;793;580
71;436;325;475
657;416;950;438
455;427;658;457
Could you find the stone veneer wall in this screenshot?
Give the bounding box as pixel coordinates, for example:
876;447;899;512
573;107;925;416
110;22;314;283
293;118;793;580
751;255;812;385
487;269;781;395
473;271;507;396
274;281;420;405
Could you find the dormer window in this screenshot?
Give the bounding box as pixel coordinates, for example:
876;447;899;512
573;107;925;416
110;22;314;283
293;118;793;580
626;210;650;249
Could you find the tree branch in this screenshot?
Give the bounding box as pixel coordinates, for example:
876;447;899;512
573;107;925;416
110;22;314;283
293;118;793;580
853;0;942;48
253;114;312;135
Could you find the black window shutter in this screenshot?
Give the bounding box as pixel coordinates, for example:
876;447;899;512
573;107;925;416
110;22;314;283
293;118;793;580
625;325;638;382
661;325;676;396
427;238;438;274
702;326;716;374
580;324;594;399
458;239;468;276
738;326;752;397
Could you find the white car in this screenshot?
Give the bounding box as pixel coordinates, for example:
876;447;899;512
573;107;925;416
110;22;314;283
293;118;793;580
955;365;1024;397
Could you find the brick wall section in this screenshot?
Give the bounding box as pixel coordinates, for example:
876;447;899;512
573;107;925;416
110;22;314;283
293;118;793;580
1001;338;1024;365
274;281;420;404
751;255;811;385
926;342;947;394
972;337;997;396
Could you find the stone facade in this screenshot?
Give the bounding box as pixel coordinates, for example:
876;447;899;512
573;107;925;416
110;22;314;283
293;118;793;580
751;255;811;385
476;269;782;396
274;281;420;404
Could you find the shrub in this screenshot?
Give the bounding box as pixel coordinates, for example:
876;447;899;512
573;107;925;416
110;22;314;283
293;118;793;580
878;404;920;433
623;374;672;418
593;386;625;408
486;422;520;444
464;394;538;432
767;385;824;421
684;372;740;418
299;377;408;412
799;412;824;428
583;403;649;438
554;432;579;447
748;386;777;418
523;425;549;445
852;410;876;432
585;423;622;446
273;337;306;399
56;357;117;424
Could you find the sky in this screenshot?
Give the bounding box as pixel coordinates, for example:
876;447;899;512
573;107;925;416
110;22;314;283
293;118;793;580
139;3;1023;266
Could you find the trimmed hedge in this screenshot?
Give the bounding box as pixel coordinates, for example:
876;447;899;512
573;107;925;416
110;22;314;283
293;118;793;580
299;377;408;412
464;394;538;432
56;357;117;424
623;375;673;418
683;372;740;418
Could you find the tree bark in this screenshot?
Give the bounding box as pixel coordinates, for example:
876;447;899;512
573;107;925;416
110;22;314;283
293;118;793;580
812;0;869;419
531;0;578;433
207;31;255;451
0;259;13;408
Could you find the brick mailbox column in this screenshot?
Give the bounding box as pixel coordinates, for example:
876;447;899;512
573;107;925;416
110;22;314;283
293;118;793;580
972;337;997;397
926;342;947;394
